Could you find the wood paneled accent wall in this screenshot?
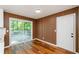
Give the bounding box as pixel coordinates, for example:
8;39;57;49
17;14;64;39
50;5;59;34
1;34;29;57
76;7;79;52
36;7;78;48
4;12;36;46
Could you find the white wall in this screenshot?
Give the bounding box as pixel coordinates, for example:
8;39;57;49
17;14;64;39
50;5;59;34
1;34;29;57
0;9;4;54
0;9;4;27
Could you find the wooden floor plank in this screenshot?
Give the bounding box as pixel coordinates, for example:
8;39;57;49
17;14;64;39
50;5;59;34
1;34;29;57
4;40;75;54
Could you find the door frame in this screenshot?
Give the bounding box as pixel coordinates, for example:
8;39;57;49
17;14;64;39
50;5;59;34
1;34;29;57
56;13;76;52
9;17;33;46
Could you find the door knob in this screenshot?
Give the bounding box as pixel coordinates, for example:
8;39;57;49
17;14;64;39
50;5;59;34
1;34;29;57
71;33;74;38
71;36;74;37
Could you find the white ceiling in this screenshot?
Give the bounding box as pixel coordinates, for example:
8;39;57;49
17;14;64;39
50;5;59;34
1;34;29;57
0;5;78;19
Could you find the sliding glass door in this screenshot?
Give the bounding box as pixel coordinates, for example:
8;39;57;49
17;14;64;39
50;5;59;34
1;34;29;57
9;18;32;45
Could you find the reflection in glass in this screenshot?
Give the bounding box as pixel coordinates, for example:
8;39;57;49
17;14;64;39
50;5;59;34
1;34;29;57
10;18;32;45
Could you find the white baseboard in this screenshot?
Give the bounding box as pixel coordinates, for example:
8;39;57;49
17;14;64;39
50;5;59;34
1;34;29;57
4;38;78;54
34;38;60;47
4;45;11;48
34;38;78;54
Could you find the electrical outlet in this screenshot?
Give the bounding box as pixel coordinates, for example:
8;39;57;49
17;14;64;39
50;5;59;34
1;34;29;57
54;29;56;32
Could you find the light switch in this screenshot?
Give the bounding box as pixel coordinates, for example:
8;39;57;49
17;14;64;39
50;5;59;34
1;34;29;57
7;30;9;32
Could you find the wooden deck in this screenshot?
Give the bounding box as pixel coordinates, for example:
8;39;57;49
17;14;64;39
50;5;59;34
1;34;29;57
4;40;75;54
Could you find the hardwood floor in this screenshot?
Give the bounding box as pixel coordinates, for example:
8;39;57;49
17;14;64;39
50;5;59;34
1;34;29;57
4;40;75;54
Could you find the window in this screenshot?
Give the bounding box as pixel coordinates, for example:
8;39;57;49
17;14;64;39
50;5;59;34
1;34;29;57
9;18;32;45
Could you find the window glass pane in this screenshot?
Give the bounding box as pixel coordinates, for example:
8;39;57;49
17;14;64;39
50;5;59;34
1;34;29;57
18;21;24;30
10;20;18;31
10;20;14;31
10;18;32;45
24;22;31;30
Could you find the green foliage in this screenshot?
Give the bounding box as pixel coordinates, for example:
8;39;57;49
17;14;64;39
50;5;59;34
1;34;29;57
10;20;32;31
24;22;31;30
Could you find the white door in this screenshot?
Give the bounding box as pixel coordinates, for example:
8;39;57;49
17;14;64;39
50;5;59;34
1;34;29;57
56;13;76;52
